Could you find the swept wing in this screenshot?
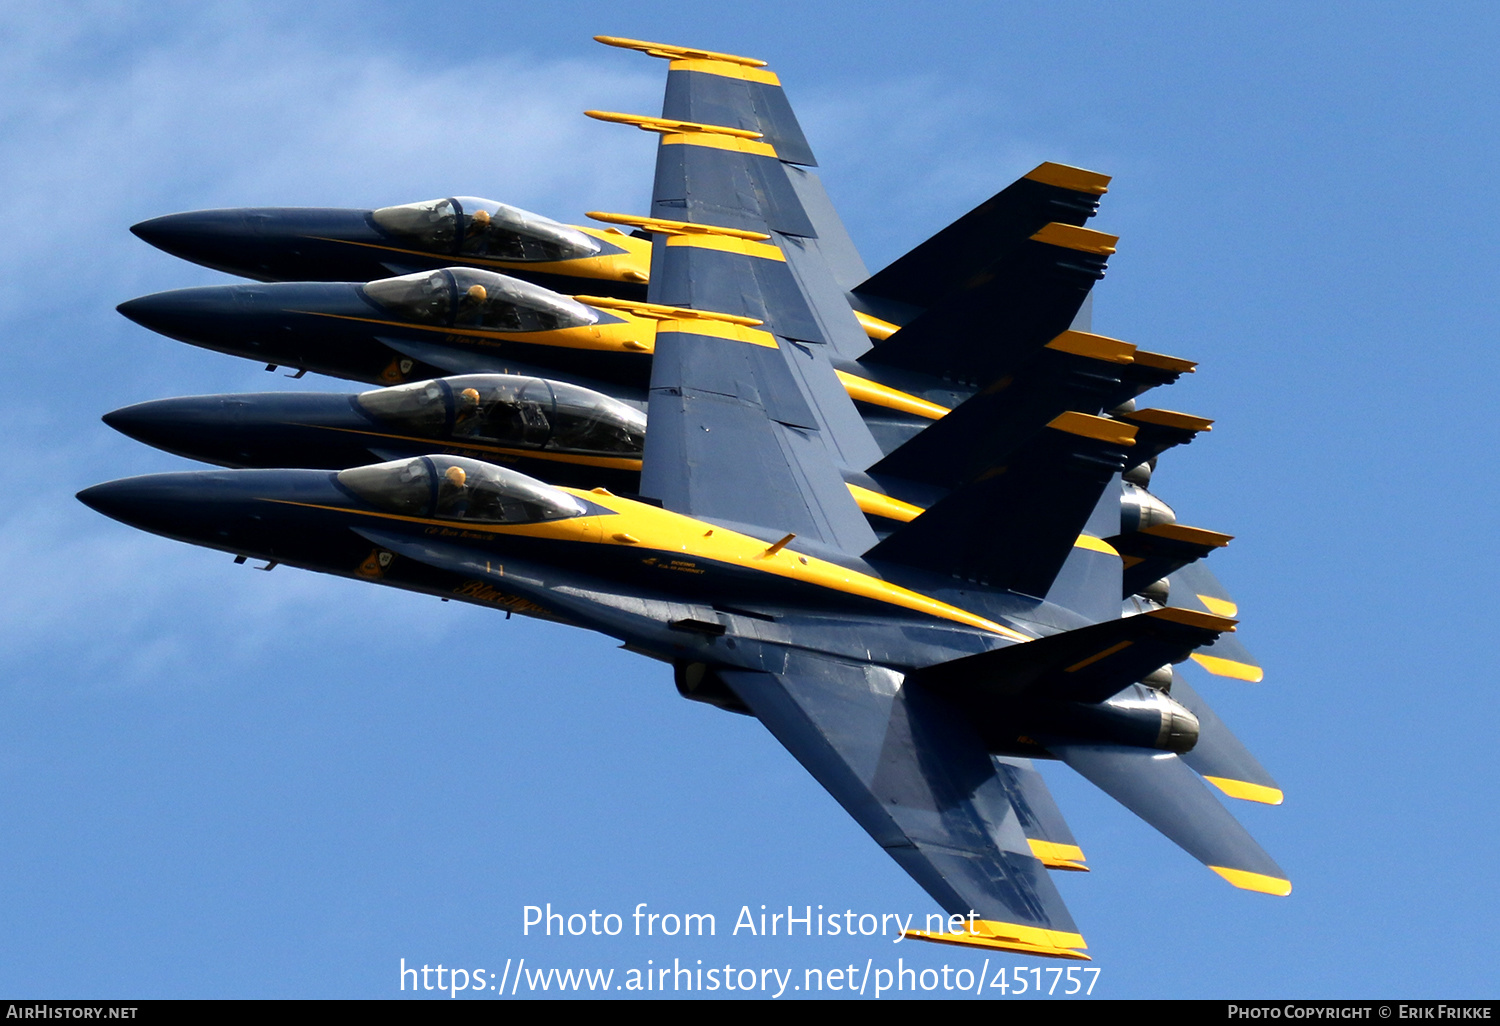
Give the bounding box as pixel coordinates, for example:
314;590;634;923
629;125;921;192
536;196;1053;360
596;43;1102;956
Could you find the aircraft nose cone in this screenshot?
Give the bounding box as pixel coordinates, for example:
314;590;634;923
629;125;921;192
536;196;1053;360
103;398;218;456
130;210;255;266
77;470;272;539
79;469;342;555
101;393;356;469
129;207;376;282
117;288;240;345
76;478;162;529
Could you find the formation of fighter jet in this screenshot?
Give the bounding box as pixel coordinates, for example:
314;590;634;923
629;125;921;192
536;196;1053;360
83;36;1284;960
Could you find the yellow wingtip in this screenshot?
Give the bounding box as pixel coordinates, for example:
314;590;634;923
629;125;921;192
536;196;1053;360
905;919;1090;960
1047;411;1137;446
1211;867;1292;896
1205;777;1285;806
1029;222;1119;255
1028;839;1090;871
1045;329;1135;363
1197;594;1239;617
1024;161;1111;195
1190;653;1264;682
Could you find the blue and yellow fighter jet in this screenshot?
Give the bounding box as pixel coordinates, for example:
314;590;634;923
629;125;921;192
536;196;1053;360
131;196;651;298
113;38;1261;687
84;37;1287;958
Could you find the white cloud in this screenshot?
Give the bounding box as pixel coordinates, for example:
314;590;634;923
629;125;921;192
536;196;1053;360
0;6;665;694
0;7;660;307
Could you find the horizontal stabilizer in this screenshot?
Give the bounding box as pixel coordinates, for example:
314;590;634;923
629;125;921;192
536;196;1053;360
859;226;1115;388
1042;482;1129;624
1049;743;1290;894
1171;678;1284;805
913;606;1237;704
855;162;1110;311
994;756;1089;870
1111;523;1232;598
867;413;1135;597
870;331;1135;488
1168;558;1238;615
1169;562;1263;681
1190;642;1265;682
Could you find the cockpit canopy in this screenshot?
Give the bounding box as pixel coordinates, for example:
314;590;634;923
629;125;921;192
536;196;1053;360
361;267;600;333
338;455;587;525
370;197;603;262
355;374;645;456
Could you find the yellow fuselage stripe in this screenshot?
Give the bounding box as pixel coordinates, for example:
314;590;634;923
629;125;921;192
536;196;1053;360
560;491;1026;638
274;493;1028;639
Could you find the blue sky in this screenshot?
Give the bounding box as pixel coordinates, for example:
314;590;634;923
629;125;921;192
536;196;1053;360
2;0;1497;999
